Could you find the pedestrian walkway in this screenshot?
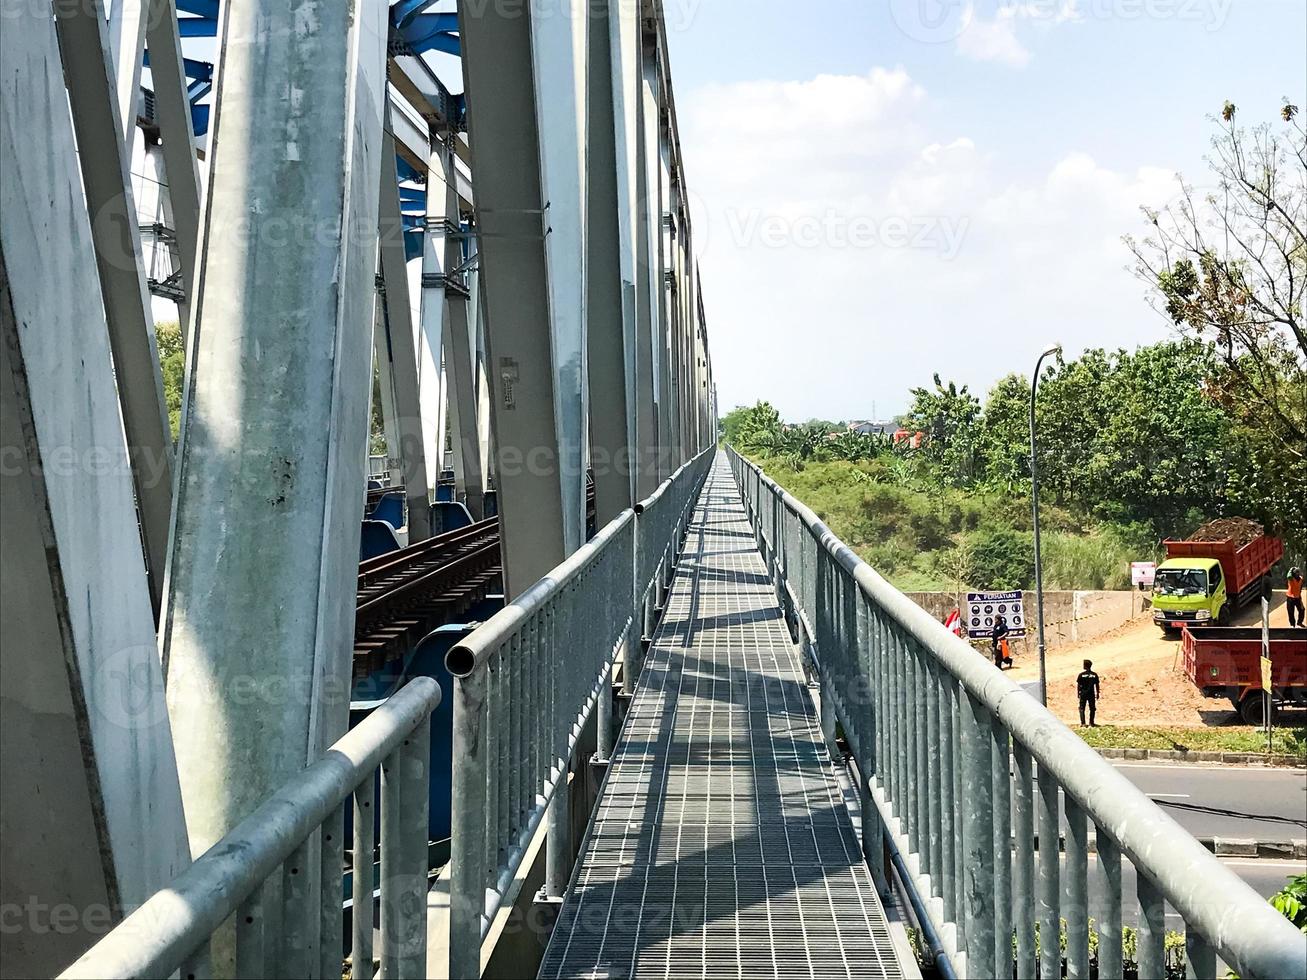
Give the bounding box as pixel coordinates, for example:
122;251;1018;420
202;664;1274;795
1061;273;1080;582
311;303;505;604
539;458;903;979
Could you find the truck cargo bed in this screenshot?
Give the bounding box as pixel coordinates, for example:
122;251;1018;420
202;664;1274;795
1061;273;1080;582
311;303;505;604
1183;627;1307;699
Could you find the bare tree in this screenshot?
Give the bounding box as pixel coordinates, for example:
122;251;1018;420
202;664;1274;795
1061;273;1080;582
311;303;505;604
1126;101;1305;460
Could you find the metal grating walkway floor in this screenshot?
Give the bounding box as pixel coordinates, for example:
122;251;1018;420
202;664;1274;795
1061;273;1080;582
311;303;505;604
539;456;903;980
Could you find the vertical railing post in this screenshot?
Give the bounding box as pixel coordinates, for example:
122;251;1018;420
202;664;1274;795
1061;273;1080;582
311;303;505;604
937;663;956;924
991;717;1012;977
1186;932;1216;979
912;646;930;879
1012;745;1037;980
352;778;376;980
400;717;431;979
1097;829;1123;980
961;691;995;978
545;768;572;898
1137;872;1166;980
949;677;966;956
597;658;615;762
925;658;943;899
1064;797;1090;980
450;670;488;980
1037;767;1062;980
379;751;404;980
320;803;346;980
279;841;312;978
236;882;268;978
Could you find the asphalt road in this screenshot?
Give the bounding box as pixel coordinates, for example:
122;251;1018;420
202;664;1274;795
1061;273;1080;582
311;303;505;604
1110;760;1307;840
1074;855;1303;930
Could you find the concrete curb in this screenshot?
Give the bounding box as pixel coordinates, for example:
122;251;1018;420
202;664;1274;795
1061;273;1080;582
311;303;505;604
1094;746;1307;768
1030;833;1307;860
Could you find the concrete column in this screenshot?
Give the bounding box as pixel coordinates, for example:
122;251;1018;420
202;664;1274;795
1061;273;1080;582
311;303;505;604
653;75;676;479
144;0;204;339
633;47;662;497
446;278;485;520
107;0;148;146
378;124;433;540
162;0;389;865
585;0;636;525
416;141;454;497
373;298;404;482
432;136;486;519
0;8;188;973
55;0;174;616
458;0;589;596
471;264;496;492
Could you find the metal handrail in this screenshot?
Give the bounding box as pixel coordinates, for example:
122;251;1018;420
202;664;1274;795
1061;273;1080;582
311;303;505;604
726;447;1305;980
59;677;442;980
445;448;713;979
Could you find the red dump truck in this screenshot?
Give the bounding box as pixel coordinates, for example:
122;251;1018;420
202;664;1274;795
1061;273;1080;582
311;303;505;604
1152;519;1284;631
1183;627;1307;724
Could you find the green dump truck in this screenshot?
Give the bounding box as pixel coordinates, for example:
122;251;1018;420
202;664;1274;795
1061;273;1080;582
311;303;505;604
1152;519;1284;633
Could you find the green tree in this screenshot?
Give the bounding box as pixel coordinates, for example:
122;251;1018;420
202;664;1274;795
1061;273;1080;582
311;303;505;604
1126;100;1306;550
903;374;983;486
1035;348;1112;510
719;404;756;445
154;321;184;439
979;373;1031;492
1087;341;1235;529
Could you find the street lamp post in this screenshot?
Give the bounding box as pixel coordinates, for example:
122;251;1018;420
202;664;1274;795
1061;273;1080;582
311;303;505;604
1030;344;1061;706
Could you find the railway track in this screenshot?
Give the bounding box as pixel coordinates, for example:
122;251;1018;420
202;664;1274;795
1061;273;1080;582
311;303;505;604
353;518;502;681
352;481;597;684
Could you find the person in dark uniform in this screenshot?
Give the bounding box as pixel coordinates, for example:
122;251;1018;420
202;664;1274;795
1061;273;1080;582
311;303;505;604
991;614;1012;669
1077;660;1101;727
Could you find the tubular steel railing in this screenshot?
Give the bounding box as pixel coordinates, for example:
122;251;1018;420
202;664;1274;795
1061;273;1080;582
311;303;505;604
634;451;715;674
726;447;1305;980
59;678;442;980
446;449;712;979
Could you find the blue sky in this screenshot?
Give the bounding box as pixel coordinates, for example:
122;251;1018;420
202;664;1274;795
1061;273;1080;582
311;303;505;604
663;0;1306;420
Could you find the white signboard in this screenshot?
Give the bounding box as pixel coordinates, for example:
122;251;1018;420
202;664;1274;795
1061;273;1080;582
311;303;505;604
966;591;1026;639
1131;561;1157;587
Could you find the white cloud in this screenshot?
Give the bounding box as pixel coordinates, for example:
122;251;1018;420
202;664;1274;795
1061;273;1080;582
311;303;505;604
956;5;1032;67
681;67;1178;421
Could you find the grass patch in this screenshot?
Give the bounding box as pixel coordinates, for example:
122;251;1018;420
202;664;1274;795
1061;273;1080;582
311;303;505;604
750;453;1164;592
1078;724;1307;759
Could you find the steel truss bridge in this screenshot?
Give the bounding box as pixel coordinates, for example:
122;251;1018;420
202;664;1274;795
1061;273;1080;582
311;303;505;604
1;1;1304;979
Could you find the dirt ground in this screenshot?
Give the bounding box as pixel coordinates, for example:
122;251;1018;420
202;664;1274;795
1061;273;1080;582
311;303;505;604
1006;592;1301;728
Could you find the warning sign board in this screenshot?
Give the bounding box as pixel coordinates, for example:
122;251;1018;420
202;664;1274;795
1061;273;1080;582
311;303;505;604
966;591;1027;639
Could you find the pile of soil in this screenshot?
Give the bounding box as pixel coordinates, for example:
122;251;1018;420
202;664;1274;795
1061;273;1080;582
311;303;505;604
1188;517;1263;546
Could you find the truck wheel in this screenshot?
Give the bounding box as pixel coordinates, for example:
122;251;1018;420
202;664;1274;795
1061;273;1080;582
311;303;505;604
1238;694;1269;726
1217;602;1232;627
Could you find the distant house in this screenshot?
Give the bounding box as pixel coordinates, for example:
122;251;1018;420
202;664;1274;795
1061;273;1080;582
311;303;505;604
845;420;895;437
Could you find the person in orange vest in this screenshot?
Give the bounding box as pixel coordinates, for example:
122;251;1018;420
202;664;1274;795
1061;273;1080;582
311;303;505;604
1288;567;1304;628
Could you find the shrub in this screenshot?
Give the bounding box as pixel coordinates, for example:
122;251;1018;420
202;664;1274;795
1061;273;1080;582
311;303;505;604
964;526;1034;590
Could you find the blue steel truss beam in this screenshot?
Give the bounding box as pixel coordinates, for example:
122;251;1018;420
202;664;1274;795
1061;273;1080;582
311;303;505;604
391;0;441;28
175;0;217;17
177;19;218;38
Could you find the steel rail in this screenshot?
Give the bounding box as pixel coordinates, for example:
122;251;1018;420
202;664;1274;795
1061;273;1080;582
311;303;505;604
59;678;442;980
357;539;500;620
726;446;1305;980
444;448;713;979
